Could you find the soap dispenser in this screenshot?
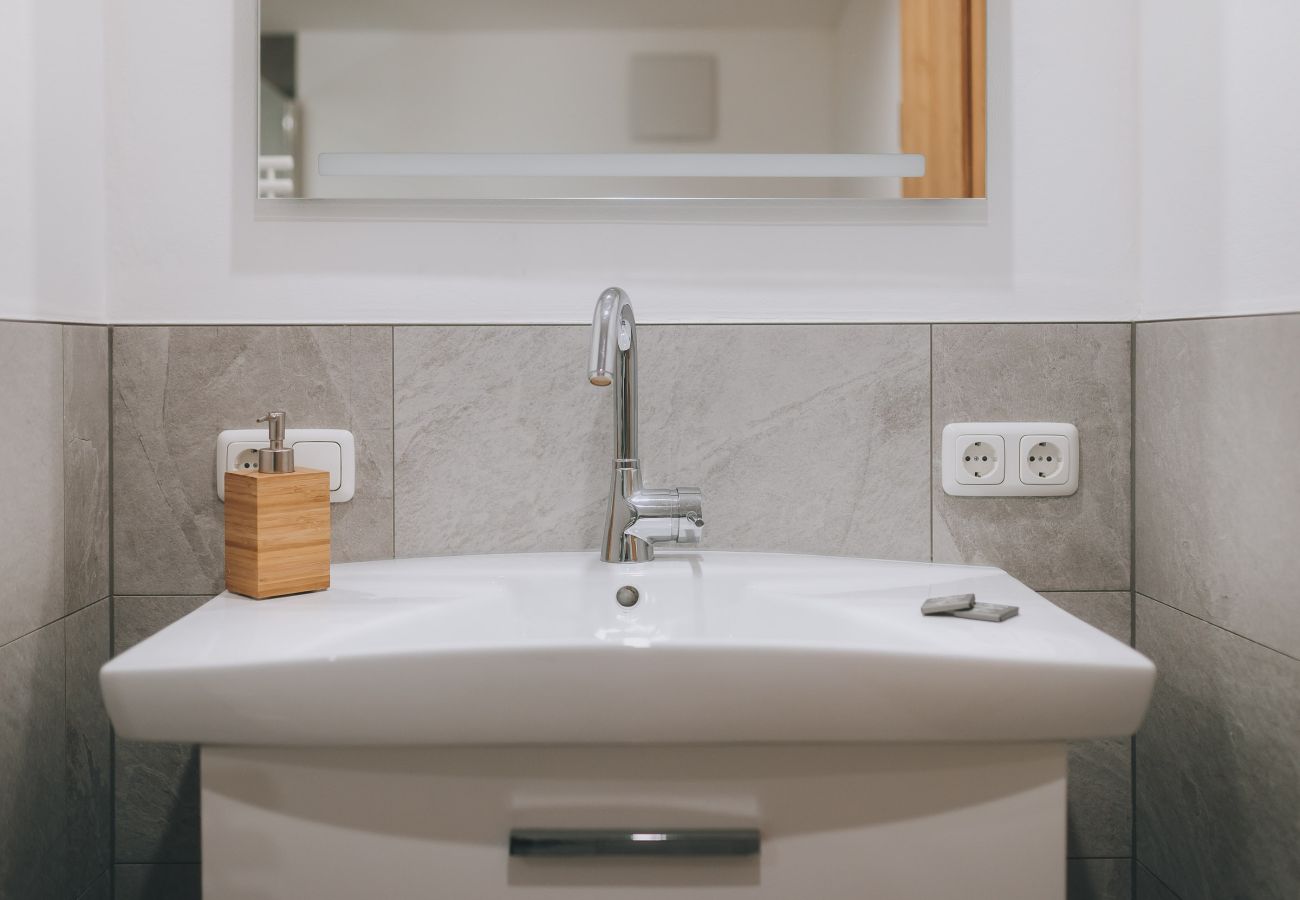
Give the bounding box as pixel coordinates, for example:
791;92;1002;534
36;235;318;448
224;411;331;599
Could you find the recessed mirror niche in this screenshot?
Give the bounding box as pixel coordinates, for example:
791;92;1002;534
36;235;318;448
258;0;986;201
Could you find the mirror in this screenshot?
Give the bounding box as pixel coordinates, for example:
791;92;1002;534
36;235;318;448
258;0;985;202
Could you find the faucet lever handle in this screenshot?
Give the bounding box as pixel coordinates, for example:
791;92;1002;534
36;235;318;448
675;487;704;544
623;487;704;546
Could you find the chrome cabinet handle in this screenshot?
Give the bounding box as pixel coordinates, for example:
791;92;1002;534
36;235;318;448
509;829;760;858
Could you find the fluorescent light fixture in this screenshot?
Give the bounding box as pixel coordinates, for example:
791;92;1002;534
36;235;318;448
318;153;925;179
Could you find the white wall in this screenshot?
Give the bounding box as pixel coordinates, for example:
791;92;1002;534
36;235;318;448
1140;0;1300;319
0;0;38;319
14;0;1293;325
101;0;1146;324
0;0;107;323
1011;0;1139;312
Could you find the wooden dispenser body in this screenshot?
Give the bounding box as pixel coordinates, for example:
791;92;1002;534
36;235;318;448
224;468;331;599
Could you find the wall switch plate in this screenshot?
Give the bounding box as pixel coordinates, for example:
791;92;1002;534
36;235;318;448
216;428;355;502
942;423;1079;497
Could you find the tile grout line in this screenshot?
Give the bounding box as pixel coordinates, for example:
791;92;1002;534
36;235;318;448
72;326;116;895
56;319;1149;328
9;312;1300;329
43;314;1300;331
1133;308;1300;326
1066;856;1136;861
103;594;219;600
0;598;109;654
1129;321;1138;647
0;315;112;327
60;325;69;893
1037;589;1137;595
107;323;117;895
60;326;70;893
391;326;397;559
1136;858;1187;900
1129;320;1139;899
1138;592;1300;664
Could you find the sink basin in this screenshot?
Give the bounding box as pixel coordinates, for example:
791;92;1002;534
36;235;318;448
101;551;1154;746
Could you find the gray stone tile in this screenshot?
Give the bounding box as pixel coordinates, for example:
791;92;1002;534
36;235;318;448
932;324;1132;591
0;623;67;900
1067;737;1132;859
394;326;608;556
0;321;65;645
115;740;202;864
64;325;111;614
641;325;932;560
1135;595;1300;900
113;596;212;656
331;494;396;565
113;864;202;900
75;869;111;900
395;325;931;561
1068;859;1133;900
1135;315;1300;658
67;598;112;896
113;326;394;595
1046;592;1134;859
1135;863;1182;900
113;597;210;865
1047;591;1132;645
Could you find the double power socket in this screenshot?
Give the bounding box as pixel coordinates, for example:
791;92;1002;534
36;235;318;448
941;422;1079;497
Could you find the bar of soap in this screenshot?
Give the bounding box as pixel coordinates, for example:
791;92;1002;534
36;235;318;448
921;593;976;615
952;602;1019;623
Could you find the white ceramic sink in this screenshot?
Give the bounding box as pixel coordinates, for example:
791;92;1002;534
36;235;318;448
101;551;1154;746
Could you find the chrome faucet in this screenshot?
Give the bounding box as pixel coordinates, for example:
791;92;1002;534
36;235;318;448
588;287;703;563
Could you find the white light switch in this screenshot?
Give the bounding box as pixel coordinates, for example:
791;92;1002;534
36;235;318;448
216;428;355;502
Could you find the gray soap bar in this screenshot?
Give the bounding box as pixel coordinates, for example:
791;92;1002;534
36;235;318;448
952;602;1020;622
922;593;976;615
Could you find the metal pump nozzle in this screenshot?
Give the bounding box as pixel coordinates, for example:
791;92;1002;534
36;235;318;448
256;411;295;473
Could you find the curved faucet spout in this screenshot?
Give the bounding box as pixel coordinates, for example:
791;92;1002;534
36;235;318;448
588;287;632;387
587;287;637;462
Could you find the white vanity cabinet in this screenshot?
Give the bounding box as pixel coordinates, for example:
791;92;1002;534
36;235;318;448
202;743;1065;900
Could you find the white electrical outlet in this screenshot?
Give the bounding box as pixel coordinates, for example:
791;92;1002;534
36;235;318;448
942;423;1079;497
1020;433;1070;485
954;434;1005;485
232;447;261;473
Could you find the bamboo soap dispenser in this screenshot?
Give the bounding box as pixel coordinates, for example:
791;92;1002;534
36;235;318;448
224;411;331;599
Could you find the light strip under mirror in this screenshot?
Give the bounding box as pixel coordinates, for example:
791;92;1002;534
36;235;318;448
318;153;925;179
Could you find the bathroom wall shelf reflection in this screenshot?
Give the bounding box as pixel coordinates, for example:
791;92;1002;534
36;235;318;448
318;152;926;179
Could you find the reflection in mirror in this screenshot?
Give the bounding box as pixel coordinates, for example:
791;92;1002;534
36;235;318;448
257;0;985;201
